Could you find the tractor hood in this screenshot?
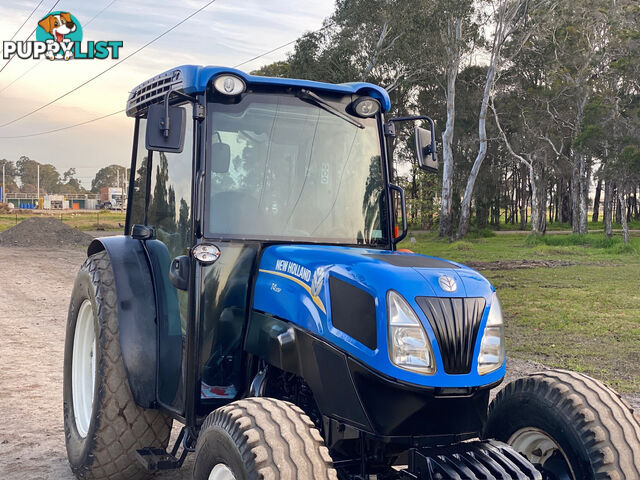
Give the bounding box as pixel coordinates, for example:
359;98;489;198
252;244;503;388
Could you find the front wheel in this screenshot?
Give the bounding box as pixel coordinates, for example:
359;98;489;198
485;369;640;480
193;397;337;480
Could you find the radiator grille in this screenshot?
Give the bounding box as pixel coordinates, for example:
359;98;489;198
415;297;486;374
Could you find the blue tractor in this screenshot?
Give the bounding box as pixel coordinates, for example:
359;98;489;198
63;66;640;480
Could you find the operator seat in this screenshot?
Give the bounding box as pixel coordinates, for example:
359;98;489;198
209;142;262;235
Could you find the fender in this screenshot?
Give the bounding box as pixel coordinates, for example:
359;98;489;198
88;236;158;408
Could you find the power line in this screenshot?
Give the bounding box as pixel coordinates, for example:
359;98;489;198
232;21;333;69
0;0;118;96
0;109;124;139
0;0;47;54
0;20;334;139
0;0;62;74
0;0;218;128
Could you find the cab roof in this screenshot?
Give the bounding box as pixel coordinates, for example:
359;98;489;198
126;65;391;117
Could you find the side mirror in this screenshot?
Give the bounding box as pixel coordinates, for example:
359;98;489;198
146;103;186;153
414;124;438;172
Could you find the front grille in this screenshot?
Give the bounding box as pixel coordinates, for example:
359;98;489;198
415;297;486;374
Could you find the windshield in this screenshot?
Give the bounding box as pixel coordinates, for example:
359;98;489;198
206;92;388;245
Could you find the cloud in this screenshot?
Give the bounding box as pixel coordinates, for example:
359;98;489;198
0;0;335;180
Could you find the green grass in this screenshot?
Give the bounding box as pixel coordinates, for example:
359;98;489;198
0;211;126;233
401;231;640;392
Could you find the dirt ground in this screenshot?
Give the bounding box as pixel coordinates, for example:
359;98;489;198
0;246;637;479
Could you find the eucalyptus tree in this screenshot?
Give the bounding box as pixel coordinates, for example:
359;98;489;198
455;0;537;239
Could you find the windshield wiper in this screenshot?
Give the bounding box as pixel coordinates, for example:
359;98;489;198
297;89;365;129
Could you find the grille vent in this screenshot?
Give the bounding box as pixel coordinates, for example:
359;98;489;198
415;297;486;374
127;69;183;116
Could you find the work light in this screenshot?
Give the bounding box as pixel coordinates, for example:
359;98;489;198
352;96;380;117
387;290;435;374
213;74;246;96
477;293;505;375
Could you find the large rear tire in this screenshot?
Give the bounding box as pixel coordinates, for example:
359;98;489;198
193;397;337;480
63;251;172;479
485;369;640;480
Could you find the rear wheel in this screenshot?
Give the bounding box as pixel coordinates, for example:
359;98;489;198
485;369;640;480
193;397;337;480
63;251;172;479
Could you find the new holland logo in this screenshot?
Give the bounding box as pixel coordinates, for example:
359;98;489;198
2;11;123;61
438;275;458;293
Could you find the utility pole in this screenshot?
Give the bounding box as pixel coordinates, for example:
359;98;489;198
37;163;40;210
2;162;5;204
122;167;126;212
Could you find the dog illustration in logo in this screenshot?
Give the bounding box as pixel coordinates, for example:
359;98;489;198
38;12;76;60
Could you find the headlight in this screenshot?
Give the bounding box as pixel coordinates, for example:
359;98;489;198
477;293;505;375
213;74;246;96
387;290;435;374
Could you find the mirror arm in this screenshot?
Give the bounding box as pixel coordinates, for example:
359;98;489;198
388;115;436;154
161;90;197;138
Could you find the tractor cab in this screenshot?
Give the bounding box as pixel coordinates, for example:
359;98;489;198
62;65;640;480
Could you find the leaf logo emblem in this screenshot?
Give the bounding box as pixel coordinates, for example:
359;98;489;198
438;275;457;292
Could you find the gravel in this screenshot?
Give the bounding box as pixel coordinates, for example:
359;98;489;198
0;217;93;248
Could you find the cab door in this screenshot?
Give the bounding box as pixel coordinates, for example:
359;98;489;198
127;103;196;415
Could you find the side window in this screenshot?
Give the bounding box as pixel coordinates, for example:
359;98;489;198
147;105;194;258
129;117;148;228
130;106;194;259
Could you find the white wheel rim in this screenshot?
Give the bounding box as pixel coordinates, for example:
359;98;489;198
72;299;97;438
509;427;575;479
208;464;236;480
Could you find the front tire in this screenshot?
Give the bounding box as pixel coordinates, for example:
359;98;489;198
193;397;337;480
63;251;172;479
485;369;640;480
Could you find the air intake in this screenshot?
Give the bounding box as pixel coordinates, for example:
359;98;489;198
126;69;184;117
415;297;486;374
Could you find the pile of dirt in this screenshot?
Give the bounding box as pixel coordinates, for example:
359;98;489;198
0;217;93;248
0;203;12;213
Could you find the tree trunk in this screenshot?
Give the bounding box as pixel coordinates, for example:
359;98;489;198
519;165;527;230
438;18;462;238
618;189;629;244
592;177;602;222
603;179;613;237
456;54;499;238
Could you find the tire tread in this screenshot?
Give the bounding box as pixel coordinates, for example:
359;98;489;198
197;397;338;479
488;368;640;479
68;251;172;480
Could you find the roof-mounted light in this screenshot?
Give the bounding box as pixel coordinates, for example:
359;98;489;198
213;74;246;96
352;96;380;118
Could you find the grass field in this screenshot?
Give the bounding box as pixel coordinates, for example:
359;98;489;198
1;211;637;392
0;211;126;233
401;231;640;392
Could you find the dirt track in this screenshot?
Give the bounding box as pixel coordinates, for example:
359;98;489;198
0;246;637;479
0;247;192;479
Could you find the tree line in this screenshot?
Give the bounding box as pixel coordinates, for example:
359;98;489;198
0;157;128;196
253;0;640;242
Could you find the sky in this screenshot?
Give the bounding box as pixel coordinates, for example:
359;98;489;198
0;0;335;188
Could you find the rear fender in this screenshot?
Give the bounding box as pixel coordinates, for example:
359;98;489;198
88;236;158;408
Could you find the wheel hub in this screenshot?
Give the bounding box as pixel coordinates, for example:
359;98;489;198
71;299;97;438
208;463;236;480
509;427;574;480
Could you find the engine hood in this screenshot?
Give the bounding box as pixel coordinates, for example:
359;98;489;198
252;244;502;388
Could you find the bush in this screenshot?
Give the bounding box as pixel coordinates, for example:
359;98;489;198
451;240;474;251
